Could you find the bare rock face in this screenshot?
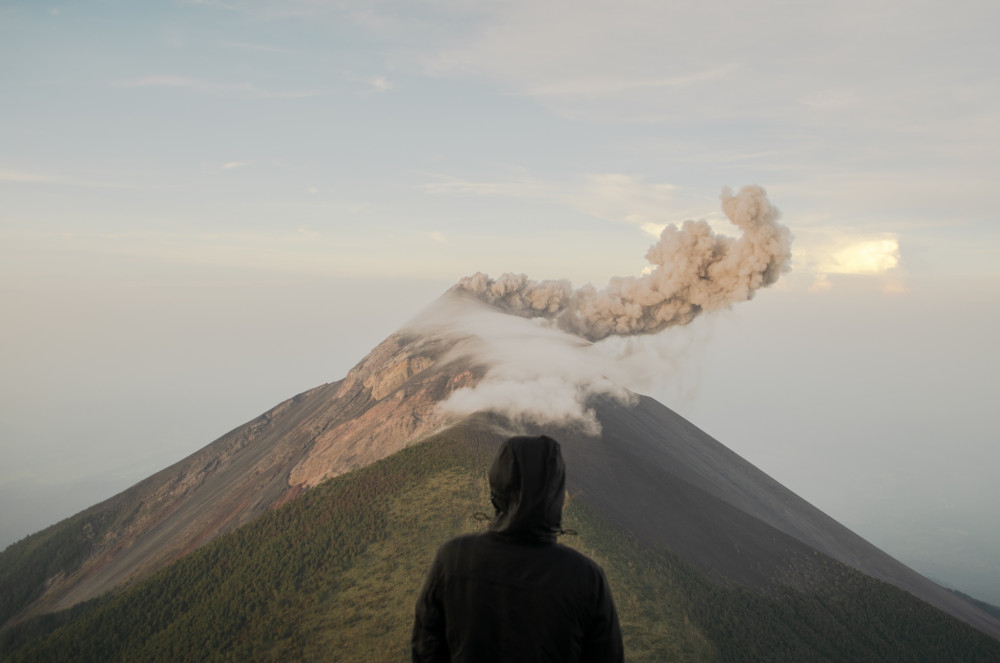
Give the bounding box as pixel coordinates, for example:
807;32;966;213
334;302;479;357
288;334;455;488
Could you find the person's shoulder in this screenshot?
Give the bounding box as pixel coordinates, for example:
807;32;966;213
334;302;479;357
550;542;608;575
434;532;491;558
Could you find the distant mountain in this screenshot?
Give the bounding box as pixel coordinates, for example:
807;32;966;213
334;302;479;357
2;291;999;659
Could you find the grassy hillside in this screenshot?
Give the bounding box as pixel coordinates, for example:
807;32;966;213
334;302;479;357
3;426;999;662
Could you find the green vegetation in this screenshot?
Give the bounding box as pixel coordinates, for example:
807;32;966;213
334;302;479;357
0;506;118;630
3;429;999;662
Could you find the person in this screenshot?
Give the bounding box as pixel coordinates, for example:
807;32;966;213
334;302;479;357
411;434;624;663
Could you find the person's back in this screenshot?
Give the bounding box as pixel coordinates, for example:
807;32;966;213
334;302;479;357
412;435;624;663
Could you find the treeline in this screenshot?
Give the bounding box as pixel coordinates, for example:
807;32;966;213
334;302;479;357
3;430;999;662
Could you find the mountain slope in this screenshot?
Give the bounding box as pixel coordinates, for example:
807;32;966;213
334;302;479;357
551;394;1000;639
3;421;999;662
2;292;999;647
0;327;463;627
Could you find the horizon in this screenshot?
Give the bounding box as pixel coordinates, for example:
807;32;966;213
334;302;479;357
2;0;999;606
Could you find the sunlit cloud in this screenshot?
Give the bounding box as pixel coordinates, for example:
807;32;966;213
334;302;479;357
822;238;900;276
429;231;447;243
796;231;902;292
222;161;251;170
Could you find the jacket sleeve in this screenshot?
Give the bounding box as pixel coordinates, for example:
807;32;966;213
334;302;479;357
580;568;625;663
411;551;450;663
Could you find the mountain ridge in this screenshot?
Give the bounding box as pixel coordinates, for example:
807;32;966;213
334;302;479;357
2;292;999;647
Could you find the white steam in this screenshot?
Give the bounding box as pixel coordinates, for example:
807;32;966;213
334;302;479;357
455;185;791;341
409;296;635;435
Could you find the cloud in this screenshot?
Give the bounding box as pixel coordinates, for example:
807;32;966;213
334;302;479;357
412;1;998;128
423;171;714;235
221;40;293;54
222;161;252;170
0;168;127;189
822;239;900;276
518;63;740;97
369;75;393;92
0;169;53;183
181;0;237;9
113;75;323;99
793;230;902;292
384;0;1000;229
574;174;706;236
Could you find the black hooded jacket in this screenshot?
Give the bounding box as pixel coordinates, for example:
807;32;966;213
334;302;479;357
412;435;624;663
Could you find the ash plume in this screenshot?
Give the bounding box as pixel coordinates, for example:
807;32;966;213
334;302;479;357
455;185;791;341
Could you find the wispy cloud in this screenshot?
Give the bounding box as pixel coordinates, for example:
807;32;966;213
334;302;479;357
221;40;294;54
0;168;128;189
423;171;714;235
0;169;53;183
113;75;324;99
180;0;237;9
519;64;739;97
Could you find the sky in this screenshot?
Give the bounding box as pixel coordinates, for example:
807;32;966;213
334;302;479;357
2;0;999;603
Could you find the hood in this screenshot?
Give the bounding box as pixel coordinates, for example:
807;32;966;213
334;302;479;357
487;435;566;543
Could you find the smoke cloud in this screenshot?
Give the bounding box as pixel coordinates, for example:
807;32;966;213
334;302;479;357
414;185;791;434
411;296;635;435
454;185;791;341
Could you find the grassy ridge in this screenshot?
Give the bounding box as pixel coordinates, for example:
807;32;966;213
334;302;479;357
3;430;999;662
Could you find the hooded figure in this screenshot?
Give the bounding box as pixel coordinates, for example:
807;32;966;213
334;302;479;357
412;435;624;663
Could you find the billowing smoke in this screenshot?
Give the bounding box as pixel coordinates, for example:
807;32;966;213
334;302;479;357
411;296;635;435
421;184;791;433
455;185;791;341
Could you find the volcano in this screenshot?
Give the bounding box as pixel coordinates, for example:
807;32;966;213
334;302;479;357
2;291;999;660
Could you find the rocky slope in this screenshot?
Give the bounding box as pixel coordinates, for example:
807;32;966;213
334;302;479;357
2;316;478;626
